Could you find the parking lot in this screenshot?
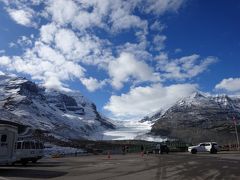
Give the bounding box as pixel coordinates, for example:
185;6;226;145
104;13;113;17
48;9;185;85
0;152;240;180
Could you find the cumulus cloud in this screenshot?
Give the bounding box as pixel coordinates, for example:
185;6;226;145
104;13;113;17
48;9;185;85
108;52;160;89
80;77;106;92
104;83;197;119
0;56;11;66
0;44;86;92
7;8;37;27
40;23;57;44
46;0;81;26
215;78;240;92
156;54;218;80
0;0;207;96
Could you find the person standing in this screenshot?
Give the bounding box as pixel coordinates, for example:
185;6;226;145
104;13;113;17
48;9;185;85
122;145;126;155
140;145;144;157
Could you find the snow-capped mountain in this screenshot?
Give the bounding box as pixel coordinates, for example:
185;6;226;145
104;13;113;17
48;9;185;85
0;75;115;140
147;92;240;144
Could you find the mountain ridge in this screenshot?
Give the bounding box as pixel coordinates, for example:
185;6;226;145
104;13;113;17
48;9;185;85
0;75;115;141
141;92;240;144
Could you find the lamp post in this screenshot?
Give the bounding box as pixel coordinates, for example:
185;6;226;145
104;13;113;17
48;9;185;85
233;117;240;151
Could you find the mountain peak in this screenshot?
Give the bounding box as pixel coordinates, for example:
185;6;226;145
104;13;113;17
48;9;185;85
190;92;205;99
0;76;115;141
151;93;240;144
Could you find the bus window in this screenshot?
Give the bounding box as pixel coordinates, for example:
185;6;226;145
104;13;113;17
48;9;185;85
35;142;40;149
17;142;22;149
40;143;44;149
30;141;35;149
24;141;31;149
1;135;7;142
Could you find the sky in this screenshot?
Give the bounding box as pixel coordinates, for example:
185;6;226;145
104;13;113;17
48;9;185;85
0;0;240;121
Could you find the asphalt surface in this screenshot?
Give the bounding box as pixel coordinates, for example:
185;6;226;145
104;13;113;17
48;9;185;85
0;152;240;180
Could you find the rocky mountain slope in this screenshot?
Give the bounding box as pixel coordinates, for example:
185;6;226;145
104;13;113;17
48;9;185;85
148;92;240;144
0;75;115;140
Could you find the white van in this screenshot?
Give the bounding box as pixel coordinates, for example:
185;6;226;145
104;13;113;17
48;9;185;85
16;140;44;165
0;124;18;165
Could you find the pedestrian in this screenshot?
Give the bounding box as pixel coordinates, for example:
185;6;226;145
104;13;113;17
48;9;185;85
122;145;126;155
140;145;144;157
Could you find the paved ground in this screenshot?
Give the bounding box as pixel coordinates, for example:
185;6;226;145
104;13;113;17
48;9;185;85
0;152;240;180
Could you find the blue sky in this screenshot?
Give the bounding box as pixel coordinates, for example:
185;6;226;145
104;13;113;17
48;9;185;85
0;0;240;120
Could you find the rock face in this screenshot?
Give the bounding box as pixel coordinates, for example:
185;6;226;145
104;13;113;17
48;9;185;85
150;92;240;144
0;75;115;140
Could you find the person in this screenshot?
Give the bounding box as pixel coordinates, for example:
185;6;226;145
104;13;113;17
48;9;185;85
122;145;126;155
140;145;144;157
126;146;129;153
155;144;161;154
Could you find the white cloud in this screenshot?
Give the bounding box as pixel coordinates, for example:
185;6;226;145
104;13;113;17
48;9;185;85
40;23;57;44
215;78;240;92
110;6;148;33
42;73;72;92
143;0;185;15
0;43;86;92
80;77;106;92
104;83;197;119
0;0;210;95
46;0;78;26
16;36;33;47
0;56;11;65
150;21;166;32
157;54;218;80
117;41;151;62
108;52;160;89
153;35;167;51
7;8;37;27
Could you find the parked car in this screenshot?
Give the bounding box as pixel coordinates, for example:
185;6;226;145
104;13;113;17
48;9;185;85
154;144;170;154
0;124;18;165
15;140;44;165
188;142;220;154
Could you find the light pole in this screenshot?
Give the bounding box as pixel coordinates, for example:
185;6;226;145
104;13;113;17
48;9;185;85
233;117;240;151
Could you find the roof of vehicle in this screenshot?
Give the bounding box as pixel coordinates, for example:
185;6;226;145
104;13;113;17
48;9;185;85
17;140;43;143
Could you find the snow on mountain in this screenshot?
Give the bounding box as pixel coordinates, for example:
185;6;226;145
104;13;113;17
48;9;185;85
0;75;115;140
142;92;240;123
150;92;240;144
103;120;152;140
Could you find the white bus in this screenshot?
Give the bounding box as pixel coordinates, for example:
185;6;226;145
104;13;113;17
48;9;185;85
15;140;44;165
0;124;18;165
